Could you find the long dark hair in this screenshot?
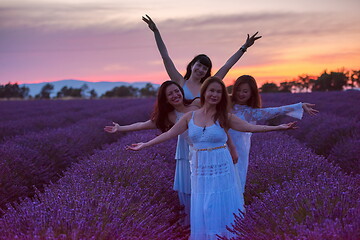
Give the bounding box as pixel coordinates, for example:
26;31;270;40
230;75;262;108
184;54;212;83
151;81;193;132
200;76;230;129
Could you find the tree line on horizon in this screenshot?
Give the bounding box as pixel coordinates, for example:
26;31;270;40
257;69;360;93
1;69;359;99
0;83;158;100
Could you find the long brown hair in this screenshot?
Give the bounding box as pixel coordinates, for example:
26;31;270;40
230;75;262;108
200;76;230;129
151;81;193;132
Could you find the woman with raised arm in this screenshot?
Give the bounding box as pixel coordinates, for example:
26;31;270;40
229;75;319;194
104;81;237;226
142;14;261;100
128;76;296;239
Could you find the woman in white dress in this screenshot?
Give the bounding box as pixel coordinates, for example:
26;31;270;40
142;14;261;100
229;75;318;194
128;76;296;239
104;81;237;226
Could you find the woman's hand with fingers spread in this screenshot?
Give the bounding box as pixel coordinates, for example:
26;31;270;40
104;122;120;133
243;32;262;49
302;103;319;116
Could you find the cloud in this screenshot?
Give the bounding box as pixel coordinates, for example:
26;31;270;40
1;10;359;84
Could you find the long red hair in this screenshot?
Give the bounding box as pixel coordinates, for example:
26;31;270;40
200;76;230;129
151;81;193;132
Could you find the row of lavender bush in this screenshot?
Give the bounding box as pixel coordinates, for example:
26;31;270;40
1;131;358;239
261;91;360;174
0;130;189;239
0;98;143;142
261;90;360;120
0;99;155;210
224;132;360;239
0;99;96;122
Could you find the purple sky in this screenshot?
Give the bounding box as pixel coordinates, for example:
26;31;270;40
1;0;360;86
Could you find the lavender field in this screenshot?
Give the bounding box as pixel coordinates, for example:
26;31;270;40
0;91;359;239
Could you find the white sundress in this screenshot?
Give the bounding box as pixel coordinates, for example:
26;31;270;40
188;112;243;239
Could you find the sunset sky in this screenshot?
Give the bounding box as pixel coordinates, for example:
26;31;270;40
1;0;360;87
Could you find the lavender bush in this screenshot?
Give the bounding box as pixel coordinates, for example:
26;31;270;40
0;100;154;209
244;132;341;204
224;172;360;240
1;93;358;238
261;91;360;174
0;130;189;239
221;132;360;239
0;98;152;142
328;134;360;174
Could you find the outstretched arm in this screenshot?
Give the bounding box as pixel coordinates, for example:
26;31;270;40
214;32;261;80
249;102;318;122
228;113;297;133
104;120;156;133
127;112;191;151
142;14;185;85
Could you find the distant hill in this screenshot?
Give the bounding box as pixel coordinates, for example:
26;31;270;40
20;79;159;97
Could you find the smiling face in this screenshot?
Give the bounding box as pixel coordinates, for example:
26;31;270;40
235;83;252;105
165;84;183;106
191;61;209;79
204;82;223;105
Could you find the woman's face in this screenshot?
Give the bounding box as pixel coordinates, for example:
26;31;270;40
204;82;222;105
191;61;209;79
165;84;183;106
235;83;251;105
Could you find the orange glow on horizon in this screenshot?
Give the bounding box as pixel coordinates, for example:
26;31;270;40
222;60;360;87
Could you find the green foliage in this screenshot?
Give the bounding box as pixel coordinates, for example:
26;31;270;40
139;83;157;97
259;69;359;93
312;70;348;91
0;83;29;99
57;86;82;98
101;83;157;98
35;83;54;99
260;82;279;93
102;85;139;98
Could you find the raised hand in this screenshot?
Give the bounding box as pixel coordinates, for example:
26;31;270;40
142;14;158;32
302;103;319;116
126;143;146;151
104;122;119;133
243;32;262;49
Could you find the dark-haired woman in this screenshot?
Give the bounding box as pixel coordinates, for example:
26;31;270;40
229;75;318;194
128;77;296;239
142;14;261;100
